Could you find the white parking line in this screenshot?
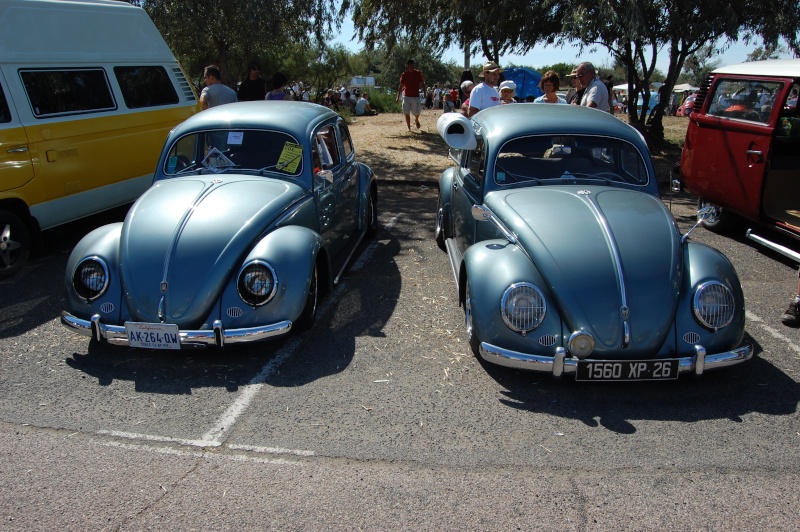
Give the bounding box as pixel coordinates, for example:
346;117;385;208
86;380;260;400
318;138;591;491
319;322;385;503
90;214;404;452
746;310;800;356
200;213;403;446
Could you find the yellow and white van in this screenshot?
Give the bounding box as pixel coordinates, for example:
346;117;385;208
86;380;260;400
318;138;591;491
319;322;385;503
0;0;200;278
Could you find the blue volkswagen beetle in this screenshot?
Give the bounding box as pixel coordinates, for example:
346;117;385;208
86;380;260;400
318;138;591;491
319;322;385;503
434;105;752;381
61;101;377;349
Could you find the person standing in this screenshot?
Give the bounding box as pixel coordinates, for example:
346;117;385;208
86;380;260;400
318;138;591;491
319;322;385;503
565;68;584;105
467;61;503;117
498;80;516;104
460;80;474;115
265;72;290;101
200;65;237;110
576;62;610;112
604;74;614;114
534;71;567;104
237;62;266;101
782;272;800;326
396;59;426;131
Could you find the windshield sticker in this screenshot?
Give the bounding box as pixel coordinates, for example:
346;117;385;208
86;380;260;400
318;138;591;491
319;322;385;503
227;131;244;145
201;147;235;173
276;142;303;173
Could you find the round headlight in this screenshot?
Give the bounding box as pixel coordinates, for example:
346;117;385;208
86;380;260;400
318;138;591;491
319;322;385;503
501;283;546;333
693;281;735;330
237;261;277;307
568;330;595;359
72;257;109;301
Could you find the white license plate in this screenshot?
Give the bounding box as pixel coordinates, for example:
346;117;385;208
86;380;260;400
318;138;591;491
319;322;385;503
125;322;181;350
576;360;679;381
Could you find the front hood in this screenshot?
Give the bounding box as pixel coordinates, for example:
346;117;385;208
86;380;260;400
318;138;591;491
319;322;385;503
489;187;681;353
120;176;306;326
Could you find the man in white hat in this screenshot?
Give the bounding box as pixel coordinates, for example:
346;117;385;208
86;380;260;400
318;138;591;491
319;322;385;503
467;61;503;118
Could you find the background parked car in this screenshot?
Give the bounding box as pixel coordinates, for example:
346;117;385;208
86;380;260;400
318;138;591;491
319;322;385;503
676;94;697;116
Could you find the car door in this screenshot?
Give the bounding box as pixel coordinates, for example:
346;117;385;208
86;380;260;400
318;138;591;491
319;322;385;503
451;136;486;258
312;123;356;274
684;76;788;220
0;73;34;193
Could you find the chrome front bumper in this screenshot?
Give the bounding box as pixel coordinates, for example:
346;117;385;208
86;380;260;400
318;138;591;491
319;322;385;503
479;343;754;378
61;311;292;348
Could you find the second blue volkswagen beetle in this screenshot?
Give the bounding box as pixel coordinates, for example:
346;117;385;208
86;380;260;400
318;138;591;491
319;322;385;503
434;104;751;381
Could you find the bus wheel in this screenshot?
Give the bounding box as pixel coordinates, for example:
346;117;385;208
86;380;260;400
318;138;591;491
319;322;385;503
0;211;31;280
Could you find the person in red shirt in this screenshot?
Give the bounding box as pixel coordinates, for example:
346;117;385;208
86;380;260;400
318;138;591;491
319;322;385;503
396;59;426;131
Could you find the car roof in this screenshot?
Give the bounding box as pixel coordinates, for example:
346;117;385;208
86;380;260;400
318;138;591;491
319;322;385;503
471;103;647;147
712;58;800;77
171;101;338;140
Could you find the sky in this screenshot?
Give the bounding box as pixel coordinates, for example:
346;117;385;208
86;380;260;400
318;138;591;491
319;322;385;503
331;16;794;75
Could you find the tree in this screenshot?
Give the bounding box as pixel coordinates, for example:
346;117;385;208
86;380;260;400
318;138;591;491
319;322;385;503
343;0;558;67
681;44;721;87
135;0;341;85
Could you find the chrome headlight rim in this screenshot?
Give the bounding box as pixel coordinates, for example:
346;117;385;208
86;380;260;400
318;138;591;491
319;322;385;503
72;256;110;302
500;282;546;334
693;280;735;331
236;260;278;307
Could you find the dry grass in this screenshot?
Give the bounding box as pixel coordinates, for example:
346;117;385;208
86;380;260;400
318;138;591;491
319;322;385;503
348;109;689;185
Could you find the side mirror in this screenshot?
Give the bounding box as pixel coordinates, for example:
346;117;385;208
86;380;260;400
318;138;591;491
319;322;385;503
682;205;715;242
317;169;334;185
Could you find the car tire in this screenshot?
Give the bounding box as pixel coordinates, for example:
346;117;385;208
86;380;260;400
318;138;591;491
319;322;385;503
294;263;318;331
435;196;446;251
0;210;31;280
697;198;737;234
366;190;378;237
465;281;481;356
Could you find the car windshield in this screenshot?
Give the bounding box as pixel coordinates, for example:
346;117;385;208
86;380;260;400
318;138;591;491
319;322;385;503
494;135;649;186
163;130;303;177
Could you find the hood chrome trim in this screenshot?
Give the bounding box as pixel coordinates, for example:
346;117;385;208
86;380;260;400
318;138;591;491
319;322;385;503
581;192;631;347
159;180;223;312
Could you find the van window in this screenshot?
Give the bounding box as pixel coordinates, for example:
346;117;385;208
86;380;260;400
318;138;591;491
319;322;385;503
20;69;116;117
707;79;783;124
0;85;10;123
114;66;180;109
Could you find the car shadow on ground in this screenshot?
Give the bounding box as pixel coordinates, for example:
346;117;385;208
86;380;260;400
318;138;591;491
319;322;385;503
264;216;406;388
481;332;800;434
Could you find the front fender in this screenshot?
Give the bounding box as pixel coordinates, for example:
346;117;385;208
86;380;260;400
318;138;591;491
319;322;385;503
214;225;322;329
674;241;746;355
64;223;125;322
463;239;564;355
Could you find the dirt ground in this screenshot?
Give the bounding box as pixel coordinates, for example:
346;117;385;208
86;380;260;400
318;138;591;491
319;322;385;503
347;109;689;186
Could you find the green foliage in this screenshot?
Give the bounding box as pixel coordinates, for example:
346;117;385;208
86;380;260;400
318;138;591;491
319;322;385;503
366;90;402;113
135;0;340;85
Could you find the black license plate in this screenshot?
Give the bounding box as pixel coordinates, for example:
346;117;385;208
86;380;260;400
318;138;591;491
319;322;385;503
576;359;679;381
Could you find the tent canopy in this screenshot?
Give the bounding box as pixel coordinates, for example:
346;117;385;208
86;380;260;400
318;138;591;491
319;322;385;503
673;83;700;92
502;67;544;100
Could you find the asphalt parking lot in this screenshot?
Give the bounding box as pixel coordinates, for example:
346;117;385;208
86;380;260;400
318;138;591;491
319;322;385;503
1;183;799;529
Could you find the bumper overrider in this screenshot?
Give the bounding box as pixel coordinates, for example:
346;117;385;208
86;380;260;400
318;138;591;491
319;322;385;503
61;311;291;348
479;342;754;378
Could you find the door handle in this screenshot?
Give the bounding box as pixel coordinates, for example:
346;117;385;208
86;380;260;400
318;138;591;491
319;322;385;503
746;149;763;162
7;146;28;153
